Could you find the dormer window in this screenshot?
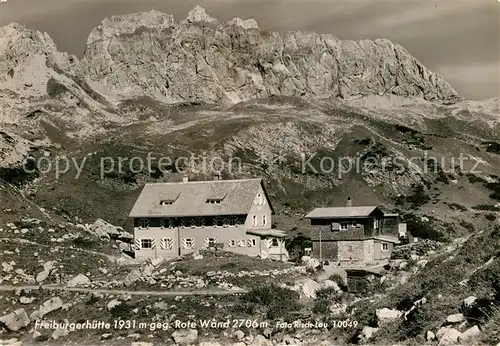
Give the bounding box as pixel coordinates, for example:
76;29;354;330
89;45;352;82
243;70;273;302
160;200;175;205
206;198;222;204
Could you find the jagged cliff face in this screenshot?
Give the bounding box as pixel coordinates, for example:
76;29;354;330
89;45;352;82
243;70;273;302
82;7;460;104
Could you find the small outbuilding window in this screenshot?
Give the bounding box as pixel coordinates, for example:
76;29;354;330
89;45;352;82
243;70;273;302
340;222;348;230
271;238;279;247
382;243;389;251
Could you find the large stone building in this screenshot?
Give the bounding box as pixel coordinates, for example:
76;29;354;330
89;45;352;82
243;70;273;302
129;176;288;260
305;202;402;265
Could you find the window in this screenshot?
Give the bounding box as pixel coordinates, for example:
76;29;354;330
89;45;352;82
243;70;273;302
271;238;279;247
254;193;266;205
160;238;174;250
141;239;153;249
164;218;174;228
228;216;240;227
252;215;257;227
340;222;348;230
138;219;150;229
228;240;237;247
352;221;358;228
382;243;389;251
238;240;246;247
213;216;224;227
248;239;257;247
206;199;222;204
262;215;267;226
205;237;217;248
160;200;175;205
374;219;379;229
182;238;195;249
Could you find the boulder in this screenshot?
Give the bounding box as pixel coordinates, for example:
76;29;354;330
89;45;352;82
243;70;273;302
91;218;133;241
107;299;122;311
171;329;198;345
358;326;378;342
445;313;465;324
301;256;320;269
0;308;30;331
19;296;35;304
460;325;481;342
36;269;50;283
253;335;272;346
437;327;461;346
52;326;69;340
124;269;143;286
426;330;436;341
376;308;403;324
67;274;91;288
2;262;14;273
302;279;320;298
234;330;245;340
30;297;63;320
320;280;342;293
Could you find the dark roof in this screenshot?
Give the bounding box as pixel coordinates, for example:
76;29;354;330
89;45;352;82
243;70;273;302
129;178;273;218
345;268;384;277
305;206;383;219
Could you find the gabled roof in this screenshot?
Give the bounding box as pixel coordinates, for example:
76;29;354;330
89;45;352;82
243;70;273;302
129;178;273;218
371;235;400;244
305;206;382;219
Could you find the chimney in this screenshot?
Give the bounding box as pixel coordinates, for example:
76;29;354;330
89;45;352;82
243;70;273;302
182;176;188;183
346;197;352;208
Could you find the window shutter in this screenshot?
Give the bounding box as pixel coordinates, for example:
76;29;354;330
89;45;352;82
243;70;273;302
160;238;173;250
182;238;187;249
151;239;156;249
265;239;273;248
134;238;141;250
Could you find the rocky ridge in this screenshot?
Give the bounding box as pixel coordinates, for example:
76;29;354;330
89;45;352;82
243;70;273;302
82;6;461;104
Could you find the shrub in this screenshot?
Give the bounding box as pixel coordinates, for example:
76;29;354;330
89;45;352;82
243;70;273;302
241;284;301;320
472;205;500;212
328;274;348;292
109;303;133;318
286;234;313;261
447;203;468;212
486;214;497;222
72;236;99;249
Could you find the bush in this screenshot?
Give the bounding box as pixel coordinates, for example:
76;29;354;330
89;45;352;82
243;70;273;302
328;274;348;292
486;214;497;222
72;236;99;249
286;234;313;261
472;205;500;212
241;284;301;320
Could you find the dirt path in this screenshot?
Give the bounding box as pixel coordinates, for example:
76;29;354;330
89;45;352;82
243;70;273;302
0;284;248;296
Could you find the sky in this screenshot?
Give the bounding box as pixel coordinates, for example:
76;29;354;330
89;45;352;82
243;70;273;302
1;0;499;100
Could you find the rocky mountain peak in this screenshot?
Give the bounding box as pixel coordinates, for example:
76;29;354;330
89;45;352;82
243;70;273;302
183;5;217;24
81;7;460;104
